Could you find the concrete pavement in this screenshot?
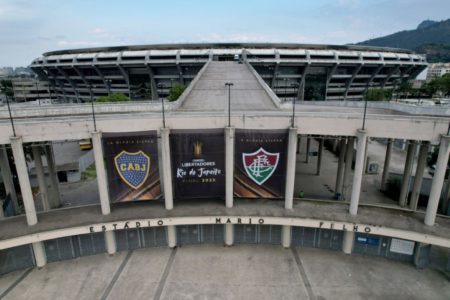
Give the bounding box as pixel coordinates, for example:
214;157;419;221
0;245;448;300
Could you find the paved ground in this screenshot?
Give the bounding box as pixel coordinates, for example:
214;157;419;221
179;61;276;111
0;245;448;300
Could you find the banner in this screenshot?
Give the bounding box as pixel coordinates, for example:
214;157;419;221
234;129;288;198
103;131;161;202
170;129;225;199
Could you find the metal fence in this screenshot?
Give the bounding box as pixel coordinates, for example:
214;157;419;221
0;245;35;275
292;227;343;250
115;227;167;252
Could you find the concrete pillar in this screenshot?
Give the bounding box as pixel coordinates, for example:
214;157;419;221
167;225;177;248
380;139;393;191
281;225;291;248
45;145;61;209
342;137;354;200
410;142;429;210
349;130;367;216
91;132;111;215
285;128;298;209
316;138;324;176
32;146;50;212
225;127;234;208
32;242;47;268
425;136;450;226
305;137;311;163
399;141;416;207
0;146;19;214
104;231;116;255
10;136;37;226
335;138;347;199
160;128;174;210
342;231;354;254
224;224;234;246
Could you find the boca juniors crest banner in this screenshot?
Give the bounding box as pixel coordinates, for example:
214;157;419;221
234;129;288;199
170;129;225;199
103;132;161;202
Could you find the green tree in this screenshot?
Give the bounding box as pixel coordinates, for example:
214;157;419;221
0;80;13;97
420;81;439;98
397;81;413;99
167;84;186;102
96;92;129;103
436;73;450;96
366;88;391;101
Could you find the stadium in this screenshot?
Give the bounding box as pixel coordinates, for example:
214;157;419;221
0;43;449;297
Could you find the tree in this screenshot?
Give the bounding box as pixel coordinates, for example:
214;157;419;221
0;80;13;97
96;92;129;103
397;81;413;99
167;84;186;102
366;88;391;101
436;73;450;96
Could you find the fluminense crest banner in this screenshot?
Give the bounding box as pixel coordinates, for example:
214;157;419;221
234;129;288;199
103;131;161;202
170;129;225;200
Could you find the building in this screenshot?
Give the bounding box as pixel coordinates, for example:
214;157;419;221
426;63;450;81
30;43;426;103
0;43;449;277
12;79;52;102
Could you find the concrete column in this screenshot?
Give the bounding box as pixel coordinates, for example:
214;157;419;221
399;141;416;207
225;127;234;208
305;137;311;163
410;142;429;210
425;136;450;226
45;145;61;209
281;225;291;248
380;139;393;191
0;146;19;214
160;128;174;210
10;136;37;226
32;242;47;268
104;231;116;255
349;130;367;216
316;138;324;176
32;146;50;212
91;132;111;215
167;225;177;248
342;137;354;200
335;138;347;199
224;224;234;246
285;128;298;209
342;231;354;254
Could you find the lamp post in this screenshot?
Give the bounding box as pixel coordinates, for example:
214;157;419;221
157;83;166;128
89;84;97;131
283;78;288;102
105;79;112;96
291;83;300;127
5;95;16;137
225;82;234;127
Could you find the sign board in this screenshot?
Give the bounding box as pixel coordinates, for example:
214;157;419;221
170;129;225;199
390;238;415;255
103;131;161;202
234;129;288;198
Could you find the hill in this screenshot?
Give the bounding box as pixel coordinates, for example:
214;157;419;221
357;19;450;62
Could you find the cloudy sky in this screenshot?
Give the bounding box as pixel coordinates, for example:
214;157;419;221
1;0;449;66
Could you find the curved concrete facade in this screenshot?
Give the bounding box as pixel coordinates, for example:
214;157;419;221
30;43;427;102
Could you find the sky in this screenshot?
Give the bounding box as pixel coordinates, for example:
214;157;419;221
0;0;449;67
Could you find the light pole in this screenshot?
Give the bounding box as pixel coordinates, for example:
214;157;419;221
157;83;166;128
5;95;16;137
283;78;288;102
105;79;112;96
225;82;234;127
291;83;299;127
89;84;97;131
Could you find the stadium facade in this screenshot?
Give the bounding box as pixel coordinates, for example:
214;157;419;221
30;43;427;102
0;43;449;276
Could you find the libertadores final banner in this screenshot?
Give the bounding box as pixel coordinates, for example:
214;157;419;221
170;129;225;200
103;131;161;202
234;129;288;199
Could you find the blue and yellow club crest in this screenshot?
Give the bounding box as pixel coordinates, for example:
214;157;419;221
114;150;150;189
